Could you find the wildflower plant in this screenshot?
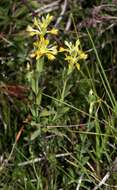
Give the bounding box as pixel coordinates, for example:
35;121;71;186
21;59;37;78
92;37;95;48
26;14;58;120
26;13;88;124
57;39;88;111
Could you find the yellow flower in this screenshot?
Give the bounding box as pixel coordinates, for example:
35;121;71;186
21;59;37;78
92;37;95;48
49;28;58;35
78;50;88;60
31;37;58;60
27;14;59;60
59;47;66;52
60;39;88;73
26;25;40;36
34;17;39;27
76;63;80;70
27;14;57;38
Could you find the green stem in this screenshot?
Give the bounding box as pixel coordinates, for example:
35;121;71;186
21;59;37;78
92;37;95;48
61;78;68;102
87;29;116;109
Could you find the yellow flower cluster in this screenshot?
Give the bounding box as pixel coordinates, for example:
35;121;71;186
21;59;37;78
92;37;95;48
30;37;58;60
27;14;88;73
27;14;58;60
59;39;88;73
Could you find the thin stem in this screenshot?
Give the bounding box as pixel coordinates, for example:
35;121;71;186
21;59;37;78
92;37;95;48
87;29;116;109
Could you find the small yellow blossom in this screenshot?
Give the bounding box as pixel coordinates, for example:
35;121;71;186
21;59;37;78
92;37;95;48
27;14;57;38
30;37;57;60
34;17;39;27
59;47;66;52
26;25;40;36
76;63;80;70
49;28;58;35
27;14;58;61
59;39;88;73
78;50;88;60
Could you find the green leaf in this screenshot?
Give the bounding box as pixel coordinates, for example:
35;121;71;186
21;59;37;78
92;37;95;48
14;6;27;18
36;90;42;106
30;128;41;141
40;108;53;117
